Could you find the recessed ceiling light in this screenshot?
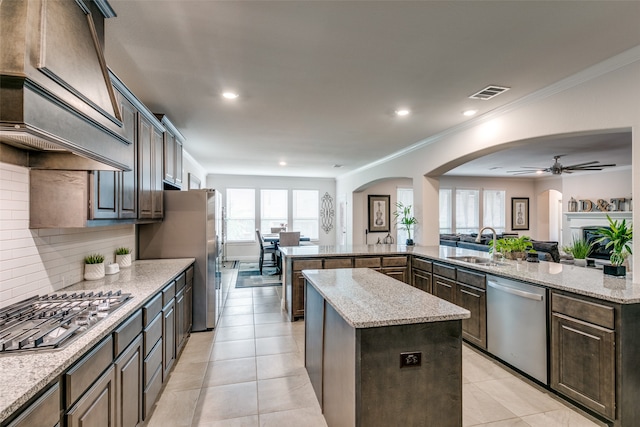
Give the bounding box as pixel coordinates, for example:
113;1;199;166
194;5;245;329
395;109;410;116
463;110;477;117
222;92;239;99
279;161;287;166
536;170;544;174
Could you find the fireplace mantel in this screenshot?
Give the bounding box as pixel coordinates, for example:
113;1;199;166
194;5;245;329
566;211;633;230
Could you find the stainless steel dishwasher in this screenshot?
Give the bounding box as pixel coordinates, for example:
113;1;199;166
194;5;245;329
487;275;548;384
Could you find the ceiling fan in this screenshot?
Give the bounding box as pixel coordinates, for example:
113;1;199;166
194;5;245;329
507;155;616;175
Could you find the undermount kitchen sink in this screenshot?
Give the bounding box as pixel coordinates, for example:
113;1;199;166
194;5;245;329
446;256;506;267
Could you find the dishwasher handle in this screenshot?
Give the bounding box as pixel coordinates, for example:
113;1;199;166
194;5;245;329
487;280;543;301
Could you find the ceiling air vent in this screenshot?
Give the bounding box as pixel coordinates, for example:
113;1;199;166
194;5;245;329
469;85;510;100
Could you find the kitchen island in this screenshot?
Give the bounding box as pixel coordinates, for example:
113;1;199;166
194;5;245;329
303;268;469;427
0;258;195;426
280;244;640;426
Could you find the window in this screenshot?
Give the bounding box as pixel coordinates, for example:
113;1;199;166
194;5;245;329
483;190;506;234
260;189;288;233
396;188;414;243
455;189;479;234
439;188;452;234
293;190;319;240
226;188;255;241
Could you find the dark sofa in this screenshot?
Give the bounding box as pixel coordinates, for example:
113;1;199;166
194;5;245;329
439;233;560;263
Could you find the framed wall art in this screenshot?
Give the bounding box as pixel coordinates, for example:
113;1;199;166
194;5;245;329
368;195;390;233
511;197;529;230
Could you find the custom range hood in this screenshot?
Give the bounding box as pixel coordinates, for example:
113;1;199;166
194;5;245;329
0;0;133;171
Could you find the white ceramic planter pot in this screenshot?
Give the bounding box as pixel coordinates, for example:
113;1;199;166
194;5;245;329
116;253;132;268
84;262;105;281
574;258;587;267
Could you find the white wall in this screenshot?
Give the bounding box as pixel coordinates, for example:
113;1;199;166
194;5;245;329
0;162;136;308
336;50;640;282
182;150;207;191
207;174;336;260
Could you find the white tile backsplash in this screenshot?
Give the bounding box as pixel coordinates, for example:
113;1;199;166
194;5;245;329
0;162;136;308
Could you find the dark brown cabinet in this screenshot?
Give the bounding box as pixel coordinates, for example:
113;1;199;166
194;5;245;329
550;292;615;420
6;383;60;427
138;113;164;220
381;256;408;283
115;335;143;427
455;269;487;349
66;366;117;427
162;297;176;380
433;275;455;303
90;88;137;220
156;115;185;189
411;257;432;293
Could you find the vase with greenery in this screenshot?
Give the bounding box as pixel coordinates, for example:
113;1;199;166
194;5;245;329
563;237;593;267
596;215;633;277
489;235;532;260
115;247;132;268
84;253;105;280
393;202;418;246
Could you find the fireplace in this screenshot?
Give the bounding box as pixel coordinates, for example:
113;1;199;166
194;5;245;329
583;227;611;260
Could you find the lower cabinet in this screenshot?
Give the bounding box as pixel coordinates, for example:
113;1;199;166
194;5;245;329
66;366;117;427
433;275;456;303
115;335;143;427
411;257;432;293
550;292;616;420
455;282;486;348
162;299;176;380
6;382;60;427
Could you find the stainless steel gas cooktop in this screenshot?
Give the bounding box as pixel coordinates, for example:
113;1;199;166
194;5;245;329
0;291;131;354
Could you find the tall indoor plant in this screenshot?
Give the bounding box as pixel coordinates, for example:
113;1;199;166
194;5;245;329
393;202;418;246
596;215;633;277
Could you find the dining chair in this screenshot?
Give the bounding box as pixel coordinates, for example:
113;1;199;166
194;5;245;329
279;231;301;247
256;229;278;275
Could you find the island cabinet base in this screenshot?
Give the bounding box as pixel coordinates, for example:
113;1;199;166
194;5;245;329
306;282;463;427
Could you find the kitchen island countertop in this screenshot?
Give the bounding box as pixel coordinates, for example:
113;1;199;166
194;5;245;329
0;258;195;424
302;268;469;328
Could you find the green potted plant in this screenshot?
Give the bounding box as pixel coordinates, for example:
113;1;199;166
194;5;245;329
596;215;633;277
393;202;418;246
115;247;132;268
489;235;532;260
562;237;592;267
526;249;539;263
84;253;105;280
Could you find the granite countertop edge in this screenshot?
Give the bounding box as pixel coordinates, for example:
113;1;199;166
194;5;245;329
282;245;640;304
0;258;195;424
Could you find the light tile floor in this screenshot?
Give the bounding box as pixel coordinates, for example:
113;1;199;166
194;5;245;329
146;268;606;427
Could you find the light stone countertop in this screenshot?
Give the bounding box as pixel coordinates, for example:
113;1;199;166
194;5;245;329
302;268;470;328
0;258;195;424
281;244;640;304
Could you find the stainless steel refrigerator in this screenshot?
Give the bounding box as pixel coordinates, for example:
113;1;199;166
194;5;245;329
138;189;223;331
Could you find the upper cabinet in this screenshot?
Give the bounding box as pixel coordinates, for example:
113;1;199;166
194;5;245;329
155;115;185;190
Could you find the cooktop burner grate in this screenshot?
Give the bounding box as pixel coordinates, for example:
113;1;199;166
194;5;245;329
0;291;131;354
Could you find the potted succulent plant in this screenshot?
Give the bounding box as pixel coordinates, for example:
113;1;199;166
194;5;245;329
489;235;533;260
84;253;105;280
393;202;418;246
562;237;593;267
526;249;539;263
596;215;633;277
115;247;132;268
